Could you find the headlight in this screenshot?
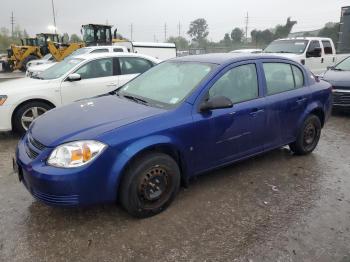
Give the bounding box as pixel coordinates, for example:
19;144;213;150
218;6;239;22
47;140;107;168
0;95;7;106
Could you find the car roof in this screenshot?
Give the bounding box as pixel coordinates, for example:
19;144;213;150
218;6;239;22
171;53;290;65
73;52;160;62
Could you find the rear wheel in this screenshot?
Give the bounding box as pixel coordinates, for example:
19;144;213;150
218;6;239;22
289;114;321;155
119;153;181;218
13;101;53;135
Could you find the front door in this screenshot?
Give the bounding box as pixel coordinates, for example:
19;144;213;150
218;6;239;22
192;62;266;173
60;57;119;104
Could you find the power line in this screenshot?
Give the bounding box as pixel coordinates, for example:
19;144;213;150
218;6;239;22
51;0;57;33
130;23;133;41
10;11;14;38
164;23;167;41
245;12;249;42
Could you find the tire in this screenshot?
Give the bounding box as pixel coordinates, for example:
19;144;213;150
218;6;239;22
13;101;53;135
20;55;38;72
289;114;321;155
119;152;181;218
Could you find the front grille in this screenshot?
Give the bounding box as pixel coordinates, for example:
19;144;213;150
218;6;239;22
333;86;350;91
32;189;79;206
28;135;46;150
25;145;39;159
25;134;46;159
333;92;350;105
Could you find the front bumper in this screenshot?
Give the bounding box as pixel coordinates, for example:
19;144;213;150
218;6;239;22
15;134;118;207
0;105;13;131
333;89;350;108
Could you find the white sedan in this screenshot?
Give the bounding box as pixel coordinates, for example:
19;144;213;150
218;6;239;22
0;52;160;134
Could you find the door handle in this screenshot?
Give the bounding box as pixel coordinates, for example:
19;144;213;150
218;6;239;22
249;108;264;116
296;97;307;104
321;58;324;63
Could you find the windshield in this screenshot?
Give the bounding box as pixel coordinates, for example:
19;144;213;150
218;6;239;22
66;48;91;59
334;56;350;71
117;61;216;108
264;40;309;54
39;58;83;80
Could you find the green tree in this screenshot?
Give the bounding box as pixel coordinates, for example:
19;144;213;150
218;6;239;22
70;33;82;43
318;22;339;44
274;17;297;39
187;18;209;47
62;33;70;44
223;33;231;47
231;28;244;43
167;36;189;50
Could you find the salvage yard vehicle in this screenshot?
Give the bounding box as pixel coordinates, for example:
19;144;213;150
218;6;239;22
322;56;350;109
26;45;129;78
26;54;55;68
0;52;160;134
264;37;350;75
13;53;332;218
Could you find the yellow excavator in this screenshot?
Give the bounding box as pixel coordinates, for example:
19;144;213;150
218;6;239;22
2;33;83;72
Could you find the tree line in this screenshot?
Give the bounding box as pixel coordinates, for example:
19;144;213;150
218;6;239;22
168;18;340;52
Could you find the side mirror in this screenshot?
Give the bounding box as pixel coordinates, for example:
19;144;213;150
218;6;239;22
67;73;81;82
199;96;233;112
306;47;322;58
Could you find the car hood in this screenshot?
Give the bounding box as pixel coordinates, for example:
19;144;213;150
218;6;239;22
0;77;56;94
30;95;166;147
323;70;350;87
27;62;56;72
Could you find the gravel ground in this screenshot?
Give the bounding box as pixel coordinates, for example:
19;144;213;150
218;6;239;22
0;112;349;262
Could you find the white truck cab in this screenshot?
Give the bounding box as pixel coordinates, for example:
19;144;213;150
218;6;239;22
264;37;348;75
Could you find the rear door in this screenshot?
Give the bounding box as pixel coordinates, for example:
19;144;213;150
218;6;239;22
261;60;309;146
117;57;155;86
60;57;119;104
192;61;267;172
321;39;336;68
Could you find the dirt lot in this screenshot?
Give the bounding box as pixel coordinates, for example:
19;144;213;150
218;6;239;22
0;113;349;262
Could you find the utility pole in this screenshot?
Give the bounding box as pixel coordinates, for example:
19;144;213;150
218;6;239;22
178;22;181;37
245;12;249;43
164;23;167;41
51;0;57;33
130;23;133;41
10;11;15;38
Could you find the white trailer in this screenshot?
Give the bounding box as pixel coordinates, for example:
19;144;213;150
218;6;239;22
113;41;177;60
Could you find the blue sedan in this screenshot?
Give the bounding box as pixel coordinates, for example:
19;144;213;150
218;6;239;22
15;54;332;218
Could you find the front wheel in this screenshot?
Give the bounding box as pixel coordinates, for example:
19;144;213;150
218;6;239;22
119;153;181;218
289;114;321;155
13;101;53;135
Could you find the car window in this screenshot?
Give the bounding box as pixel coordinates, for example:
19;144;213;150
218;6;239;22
209;64;259;104
90;49;109;53
292;65;304;88
119;57;154;75
75;58;113;79
114;48;124;52
322;40;333;55
263;63;295;95
308;40;321;52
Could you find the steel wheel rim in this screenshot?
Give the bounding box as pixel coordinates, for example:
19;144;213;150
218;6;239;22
138;165;172;208
21;106;47;131
303;123;317;147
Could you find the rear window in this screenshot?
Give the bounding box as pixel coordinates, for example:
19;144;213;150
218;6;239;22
322;40;333;55
263;63;304;95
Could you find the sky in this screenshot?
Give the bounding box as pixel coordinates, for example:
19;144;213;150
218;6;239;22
0;0;349;42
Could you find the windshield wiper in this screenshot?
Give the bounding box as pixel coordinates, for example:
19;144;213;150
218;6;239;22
332;68;343;71
123;94;149;105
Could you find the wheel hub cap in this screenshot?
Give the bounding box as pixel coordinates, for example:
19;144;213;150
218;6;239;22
21;107;47;131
